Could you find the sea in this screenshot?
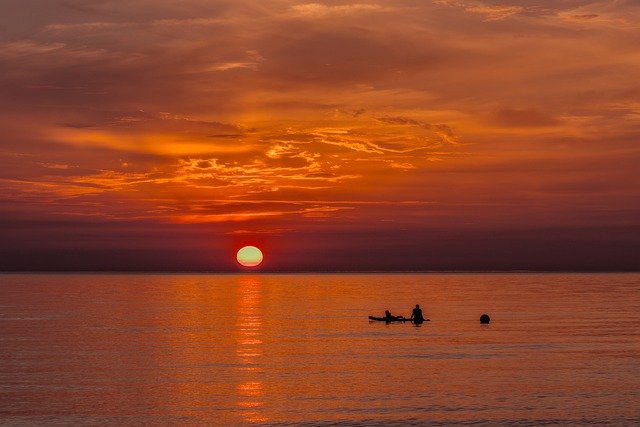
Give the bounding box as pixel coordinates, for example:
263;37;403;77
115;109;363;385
1;273;639;426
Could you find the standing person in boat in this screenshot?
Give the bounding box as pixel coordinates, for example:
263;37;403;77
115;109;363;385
410;304;425;323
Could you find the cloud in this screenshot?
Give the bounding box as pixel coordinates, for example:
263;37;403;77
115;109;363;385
434;1;525;21
226;228;295;235
570;14;599;20
290;3;387;18
47;111;254;156
206;50;264;72
44;17;226;32
491;108;560;127
168;200;355;223
376;116;459;144
465;4;524;21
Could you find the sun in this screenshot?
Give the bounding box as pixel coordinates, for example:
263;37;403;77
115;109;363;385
236;246;264;267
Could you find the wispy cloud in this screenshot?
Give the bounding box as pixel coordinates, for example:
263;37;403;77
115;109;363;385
434;1;524;21
376;117;459;145
290;3;388;18
465;4;524;21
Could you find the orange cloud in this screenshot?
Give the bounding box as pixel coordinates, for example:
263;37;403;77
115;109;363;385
1;0;639;270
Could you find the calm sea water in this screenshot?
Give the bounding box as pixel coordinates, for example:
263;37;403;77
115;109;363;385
1;273;639;426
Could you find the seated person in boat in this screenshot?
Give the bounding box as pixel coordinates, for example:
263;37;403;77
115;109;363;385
384;310;404;321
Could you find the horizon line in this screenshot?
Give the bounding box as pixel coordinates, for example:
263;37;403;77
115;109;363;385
2;269;638;275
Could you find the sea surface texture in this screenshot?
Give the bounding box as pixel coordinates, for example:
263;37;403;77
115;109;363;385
1;273;639;425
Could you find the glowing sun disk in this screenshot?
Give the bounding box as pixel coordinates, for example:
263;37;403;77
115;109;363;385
237;246;264;267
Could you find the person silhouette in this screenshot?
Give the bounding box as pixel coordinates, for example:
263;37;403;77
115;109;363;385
410;304;425;323
383;310;405;321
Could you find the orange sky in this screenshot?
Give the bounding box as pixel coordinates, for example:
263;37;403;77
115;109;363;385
1;1;639;270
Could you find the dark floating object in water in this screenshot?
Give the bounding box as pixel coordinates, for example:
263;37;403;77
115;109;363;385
368;315;407;322
480;314;490;324
368;316;430;323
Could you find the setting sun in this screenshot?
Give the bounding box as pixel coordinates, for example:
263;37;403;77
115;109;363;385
237;246;264;268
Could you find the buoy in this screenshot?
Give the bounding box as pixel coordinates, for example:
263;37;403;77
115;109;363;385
480;314;490;324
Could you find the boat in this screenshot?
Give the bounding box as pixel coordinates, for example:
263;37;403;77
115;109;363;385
368;316;430;323
368;316;408;322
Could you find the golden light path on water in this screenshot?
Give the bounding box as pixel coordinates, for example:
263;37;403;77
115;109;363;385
236;276;267;423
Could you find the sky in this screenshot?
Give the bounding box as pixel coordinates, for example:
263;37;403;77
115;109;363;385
1;0;639;271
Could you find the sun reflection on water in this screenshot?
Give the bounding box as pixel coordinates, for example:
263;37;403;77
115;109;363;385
235;276;268;423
